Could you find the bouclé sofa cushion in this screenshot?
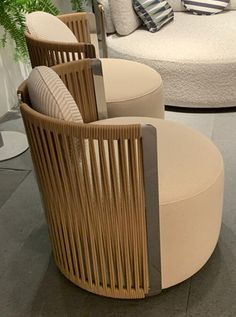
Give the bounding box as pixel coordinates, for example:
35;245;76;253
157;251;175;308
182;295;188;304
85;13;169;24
28;66;83;123
182;0;230;15
133;0;174;33
110;0;141;36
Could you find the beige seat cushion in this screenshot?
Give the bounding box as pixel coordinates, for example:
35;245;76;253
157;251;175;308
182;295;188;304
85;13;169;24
101;58;164;119
93;116;224;289
26;11;78;43
27;66;83;123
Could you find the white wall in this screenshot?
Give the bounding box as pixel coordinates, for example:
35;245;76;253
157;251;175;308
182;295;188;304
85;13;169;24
0;34;30;118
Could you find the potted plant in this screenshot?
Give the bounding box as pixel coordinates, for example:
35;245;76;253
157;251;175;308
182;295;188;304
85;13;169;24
0;0;87;60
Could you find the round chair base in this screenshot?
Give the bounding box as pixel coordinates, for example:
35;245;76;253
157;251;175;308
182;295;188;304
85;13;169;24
94;117;224;292
0;131;29;161
101;58;165;119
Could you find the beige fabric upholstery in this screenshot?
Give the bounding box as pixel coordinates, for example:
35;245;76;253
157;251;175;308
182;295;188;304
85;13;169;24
109;0;141;35
28;66;83;123
26;11;78;43
101;58;164;119
93;116;224;288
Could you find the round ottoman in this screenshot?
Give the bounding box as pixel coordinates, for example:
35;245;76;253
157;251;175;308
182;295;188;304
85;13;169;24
95;117;224;289
100;58;164;118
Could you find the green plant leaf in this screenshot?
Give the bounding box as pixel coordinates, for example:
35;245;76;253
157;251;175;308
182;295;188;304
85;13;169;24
0;0;88;60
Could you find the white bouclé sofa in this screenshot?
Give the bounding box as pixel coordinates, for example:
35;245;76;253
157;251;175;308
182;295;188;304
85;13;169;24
97;0;236;108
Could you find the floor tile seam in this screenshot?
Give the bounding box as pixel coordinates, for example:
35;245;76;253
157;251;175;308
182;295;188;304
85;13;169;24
211;137;236;142
149;307;187;314
185;277;192;316
0;167;32;172
0;170;32;212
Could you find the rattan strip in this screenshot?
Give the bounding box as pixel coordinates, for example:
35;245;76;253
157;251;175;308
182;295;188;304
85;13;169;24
52;60;98;123
25;33;96;68
21;104;149;298
58;13;91;43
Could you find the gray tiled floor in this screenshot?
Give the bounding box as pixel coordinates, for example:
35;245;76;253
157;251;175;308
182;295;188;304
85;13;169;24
0;107;236;316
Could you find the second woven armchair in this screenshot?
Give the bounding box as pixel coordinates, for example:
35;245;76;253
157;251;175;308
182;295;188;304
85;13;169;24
25;10;165;119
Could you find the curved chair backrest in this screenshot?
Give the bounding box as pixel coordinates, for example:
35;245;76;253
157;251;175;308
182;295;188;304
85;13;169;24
58;11;103;57
25;12;101;69
25;32;96;68
58;12;97;43
19;60;161;299
19;59;107;123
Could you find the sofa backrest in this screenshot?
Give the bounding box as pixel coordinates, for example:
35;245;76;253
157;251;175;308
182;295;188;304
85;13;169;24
101;0;236;34
98;0;236;35
227;0;236;9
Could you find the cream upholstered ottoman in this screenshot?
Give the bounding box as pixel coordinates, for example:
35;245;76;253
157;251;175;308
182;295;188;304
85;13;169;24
94;116;224;289
101;58;164;119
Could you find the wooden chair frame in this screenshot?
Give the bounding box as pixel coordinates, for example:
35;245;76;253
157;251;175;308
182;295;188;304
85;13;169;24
18;60;161;299
25;12;105;69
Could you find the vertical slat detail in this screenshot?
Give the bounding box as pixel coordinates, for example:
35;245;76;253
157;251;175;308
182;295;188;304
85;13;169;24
20;60;156;297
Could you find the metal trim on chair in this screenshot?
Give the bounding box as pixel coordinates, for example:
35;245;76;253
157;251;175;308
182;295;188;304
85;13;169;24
141;124;162;296
91;59;108;120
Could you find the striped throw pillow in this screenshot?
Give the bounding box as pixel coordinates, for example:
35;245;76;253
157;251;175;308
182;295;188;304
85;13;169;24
28;66;83;123
133;0;174;33
182;0;230;15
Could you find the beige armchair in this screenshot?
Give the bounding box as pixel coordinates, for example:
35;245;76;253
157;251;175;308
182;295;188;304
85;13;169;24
18;59;224;299
25;11;165;120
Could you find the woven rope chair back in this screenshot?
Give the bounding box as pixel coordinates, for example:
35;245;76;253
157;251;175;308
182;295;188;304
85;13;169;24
18;60;161;298
25;13;96;68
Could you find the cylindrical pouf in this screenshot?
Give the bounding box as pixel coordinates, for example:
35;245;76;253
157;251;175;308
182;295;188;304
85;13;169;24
95;117;224;290
100;58;165;119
